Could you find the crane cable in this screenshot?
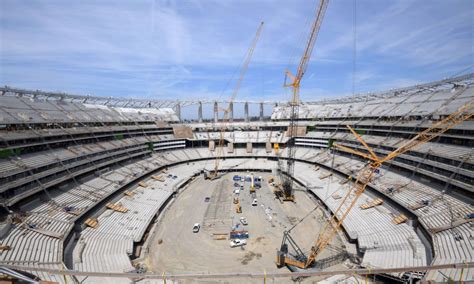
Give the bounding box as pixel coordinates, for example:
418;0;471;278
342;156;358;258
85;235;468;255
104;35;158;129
287;203;321;233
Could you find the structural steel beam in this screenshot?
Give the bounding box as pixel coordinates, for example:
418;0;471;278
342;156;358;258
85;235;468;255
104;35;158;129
1;262;471;280
1;72;472;109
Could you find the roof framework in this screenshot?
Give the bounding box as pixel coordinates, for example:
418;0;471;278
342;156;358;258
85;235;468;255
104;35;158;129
1;73;472;109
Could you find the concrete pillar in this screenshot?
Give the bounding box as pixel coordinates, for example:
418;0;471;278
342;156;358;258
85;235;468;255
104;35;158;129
229;102;234;122
175;102;181;121
259;102;264;121
244;102;249;122
198;101;203;123
214;101;218;123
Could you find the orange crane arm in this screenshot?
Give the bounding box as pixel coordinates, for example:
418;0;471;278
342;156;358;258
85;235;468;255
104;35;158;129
333;142;375;161
346;125;379;161
286;0;329;90
380;100;474;163
334;101;474;163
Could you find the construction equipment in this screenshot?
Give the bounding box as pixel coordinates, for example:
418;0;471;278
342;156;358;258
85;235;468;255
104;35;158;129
360;198;383;209
152;175;165;182
206;22;264;180
249;173;256;193
84;218;99;229
106;202;129;213
275;0;329;201
236;202;242;214
392;214;408;225
277;100;474;269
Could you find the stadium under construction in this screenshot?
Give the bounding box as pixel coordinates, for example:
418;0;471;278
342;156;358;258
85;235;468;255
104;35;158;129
0;0;473;283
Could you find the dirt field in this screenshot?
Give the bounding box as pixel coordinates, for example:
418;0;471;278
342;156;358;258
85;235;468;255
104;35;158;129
148;172;345;283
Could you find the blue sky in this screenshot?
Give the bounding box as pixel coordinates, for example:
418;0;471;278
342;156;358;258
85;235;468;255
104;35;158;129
0;0;473;103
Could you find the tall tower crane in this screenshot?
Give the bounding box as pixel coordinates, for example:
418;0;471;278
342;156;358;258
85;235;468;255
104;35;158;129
277;100;474;269
276;0;329;201
207;22;264;180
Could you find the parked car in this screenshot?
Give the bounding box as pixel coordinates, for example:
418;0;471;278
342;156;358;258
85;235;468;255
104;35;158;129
252;199;258;206
204;197;211;202
234;189;240;195
230;239;247;248
192;223;200;233
240;217;248;225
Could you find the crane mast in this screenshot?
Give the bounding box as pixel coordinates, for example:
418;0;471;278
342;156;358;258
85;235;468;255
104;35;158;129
208;22;264;180
277;100;474;269
278;0;329;201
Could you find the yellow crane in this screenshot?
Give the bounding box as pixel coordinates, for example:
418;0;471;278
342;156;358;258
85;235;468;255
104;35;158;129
206;21;264;180
277;100;474;269
275;0;329;201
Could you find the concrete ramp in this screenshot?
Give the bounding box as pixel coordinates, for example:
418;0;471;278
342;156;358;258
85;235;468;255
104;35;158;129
173;126;193;139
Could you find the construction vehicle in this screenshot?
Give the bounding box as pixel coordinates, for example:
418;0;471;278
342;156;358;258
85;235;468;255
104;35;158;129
277;100;474;269
249;173;256;193
206;22;264;180
236;201;242;213
275;0;329;201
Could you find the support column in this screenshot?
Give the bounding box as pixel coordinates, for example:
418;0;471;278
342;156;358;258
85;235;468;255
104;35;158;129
259;102;264;121
175;102;181;122
244;102;249;122
214;101;218;123
229;102;234;123
198;101;203;123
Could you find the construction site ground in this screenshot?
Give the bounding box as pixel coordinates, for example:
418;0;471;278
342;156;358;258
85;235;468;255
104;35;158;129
148;172;347;283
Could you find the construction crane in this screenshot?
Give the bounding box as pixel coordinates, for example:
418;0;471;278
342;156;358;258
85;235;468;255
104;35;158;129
277;100;474;269
275;0;329;201
206;21;264;180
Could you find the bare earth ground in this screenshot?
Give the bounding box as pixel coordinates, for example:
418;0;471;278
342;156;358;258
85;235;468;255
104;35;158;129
148;172;345;283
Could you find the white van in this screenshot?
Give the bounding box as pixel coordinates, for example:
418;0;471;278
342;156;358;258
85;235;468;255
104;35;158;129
252;199;258;206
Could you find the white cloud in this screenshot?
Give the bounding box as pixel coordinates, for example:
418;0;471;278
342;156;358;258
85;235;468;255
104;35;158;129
0;0;472;101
